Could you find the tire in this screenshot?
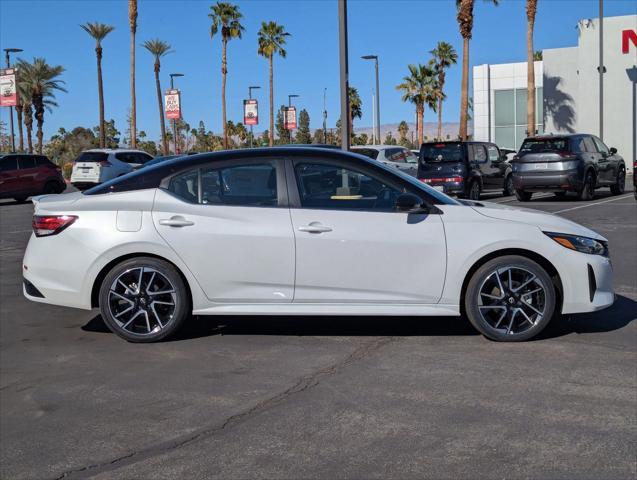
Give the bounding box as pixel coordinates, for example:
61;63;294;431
609;168;625;195
43;182;59;194
464;255;556;342
577;170;595;201
515;190;532;202
554;191;567;199
503;174;515;196
467;180;481;201
98;257;190;343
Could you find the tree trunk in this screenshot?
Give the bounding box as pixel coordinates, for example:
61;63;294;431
437;97;443;141
24;107;33;154
96;46;106;148
459;36;470;140
526;3;536;136
36;119;43;154
269;56;274;147
16;106;24;152
130;25;137;148
417;104;424;145
222;38;228;149
154;63;168;155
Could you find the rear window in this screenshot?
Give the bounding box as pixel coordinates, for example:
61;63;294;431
0;155;18;172
519;138;569;154
352;148;379;160
76;152;109;163
421;143;464;162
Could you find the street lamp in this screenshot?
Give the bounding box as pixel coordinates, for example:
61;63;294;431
248;85;260;147
362;55;380;145
4;47;23;153
169;73;184;154
288;94;299;107
323;88;328;144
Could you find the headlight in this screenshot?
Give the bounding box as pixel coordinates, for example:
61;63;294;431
544;232;608;256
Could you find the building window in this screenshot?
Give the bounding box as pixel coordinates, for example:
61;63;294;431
494;87;544;150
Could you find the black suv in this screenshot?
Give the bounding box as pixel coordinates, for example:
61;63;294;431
511;134;626;201
417;141;513;200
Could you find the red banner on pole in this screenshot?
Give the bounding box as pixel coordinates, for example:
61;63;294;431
244;99;258;125
0;68;18;107
164;89;181;120
284;106;297;130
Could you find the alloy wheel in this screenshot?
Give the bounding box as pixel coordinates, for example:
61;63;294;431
477;266;547;336
108;267;177;336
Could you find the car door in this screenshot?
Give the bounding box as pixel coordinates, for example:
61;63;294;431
17;155;39;194
484;144;507;189
152;158;295;303
591;136;615;184
288;157;446;304
468;144;487;187
0;155;20;196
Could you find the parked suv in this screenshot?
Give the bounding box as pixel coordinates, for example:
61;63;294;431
0;153;66;202
417;141;513;200
511;134;626;201
351;146;419;176
70;149;153;189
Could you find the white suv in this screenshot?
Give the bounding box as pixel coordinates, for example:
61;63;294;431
70;149;153;189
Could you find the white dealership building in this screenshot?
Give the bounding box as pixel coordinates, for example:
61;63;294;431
473;14;636;172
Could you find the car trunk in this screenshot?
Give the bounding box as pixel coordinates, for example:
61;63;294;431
71;152;108;183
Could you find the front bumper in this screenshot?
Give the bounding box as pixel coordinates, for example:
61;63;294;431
513;170;583;192
558;249;614;314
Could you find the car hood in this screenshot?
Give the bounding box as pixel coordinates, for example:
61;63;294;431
468;201;607;241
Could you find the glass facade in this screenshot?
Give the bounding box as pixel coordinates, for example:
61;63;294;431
494;87;543;150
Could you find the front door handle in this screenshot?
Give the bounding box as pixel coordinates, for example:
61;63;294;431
298;223;332;234
159;216;194;227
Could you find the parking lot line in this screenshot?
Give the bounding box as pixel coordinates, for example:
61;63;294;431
553;193;634;214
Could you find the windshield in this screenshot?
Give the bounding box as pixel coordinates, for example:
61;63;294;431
351;148;379;160
421;143;464;162
519;138;568;153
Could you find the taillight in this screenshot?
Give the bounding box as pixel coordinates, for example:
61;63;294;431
558;152;576;159
32;215;78;237
99;160;111;167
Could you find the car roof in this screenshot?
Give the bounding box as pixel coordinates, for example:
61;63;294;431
351;145;410;151
525;133;585;141
83;148;150;153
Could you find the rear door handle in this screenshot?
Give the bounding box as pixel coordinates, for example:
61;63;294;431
298;224;332;234
159;216;194;227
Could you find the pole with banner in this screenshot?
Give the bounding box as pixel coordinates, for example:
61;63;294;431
164;89;181;153
0;68;19;152
284;106;297;135
244;98;258;147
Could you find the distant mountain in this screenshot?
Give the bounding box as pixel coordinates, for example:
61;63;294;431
352;122;470;142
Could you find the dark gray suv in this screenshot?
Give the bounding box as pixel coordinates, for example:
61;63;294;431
511;134;625;201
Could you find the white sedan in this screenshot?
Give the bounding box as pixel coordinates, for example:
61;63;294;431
23;148;614;343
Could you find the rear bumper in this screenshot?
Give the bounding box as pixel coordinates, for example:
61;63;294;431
419;179;465;195
512;170;582;192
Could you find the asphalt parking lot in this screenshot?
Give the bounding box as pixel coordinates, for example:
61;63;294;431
1;183;635;480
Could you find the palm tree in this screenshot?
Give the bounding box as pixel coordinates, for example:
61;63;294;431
526;0;538;137
17;73;34;154
257;21;290;147
19;58;66;154
348;86;362;136
209;2;245;150
129;0;138;148
143;39;172;155
80;22;115;148
456;0;498;140
430;41;458;140
15;103;24;152
396;64;438;145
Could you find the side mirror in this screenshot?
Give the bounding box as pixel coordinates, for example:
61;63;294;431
609;147;617;155
396;193;428;213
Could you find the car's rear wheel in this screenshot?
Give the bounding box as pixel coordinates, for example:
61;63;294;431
98;257;190;343
515;190;532;202
464;255;556;342
503;174;515;196
467;180;481;201
609;168;625;195
554;191;567;199
578;171;595;201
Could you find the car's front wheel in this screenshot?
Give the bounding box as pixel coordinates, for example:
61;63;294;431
98;257;190;342
503;174;515;196
515;190;532;202
464;255;556;341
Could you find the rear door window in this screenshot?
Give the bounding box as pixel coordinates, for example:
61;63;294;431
18;156;37;169
471;145;488;163
0;155;18;172
592;136;609;155
486;145;500;162
387;148;406;163
583;137;597;153
352;148;380;160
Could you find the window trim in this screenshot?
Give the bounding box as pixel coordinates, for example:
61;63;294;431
159;157;289;208
285;156;441;213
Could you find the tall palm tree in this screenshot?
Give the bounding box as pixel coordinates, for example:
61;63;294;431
526;0;538;136
80;22;115;148
257;21;290;147
209;2;245;150
430;41;458;140
17;74;34;154
143;39;172;155
348;86;362;136
20;58;66;154
456;0;498;140
15;103;24;152
129;0;138;148
396;64;438;145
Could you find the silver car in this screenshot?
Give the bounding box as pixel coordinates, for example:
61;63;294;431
351;145;419;176
70;149;153;189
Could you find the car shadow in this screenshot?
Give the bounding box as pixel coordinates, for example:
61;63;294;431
81;295;636;342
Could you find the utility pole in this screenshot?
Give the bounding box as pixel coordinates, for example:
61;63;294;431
338;0;350;150
169;73;184;154
323;88;327;144
598;0;604;141
4;48;22;152
248;85;260;147
362;55;380;144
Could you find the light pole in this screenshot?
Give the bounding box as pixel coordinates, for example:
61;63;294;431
362;54;380;145
169;73;184;154
598;0;604;141
4;48;22;152
248;85;260;147
338;0;350;150
287;94;299;144
323;88;328;144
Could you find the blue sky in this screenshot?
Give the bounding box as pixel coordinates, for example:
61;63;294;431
1;0;636;142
